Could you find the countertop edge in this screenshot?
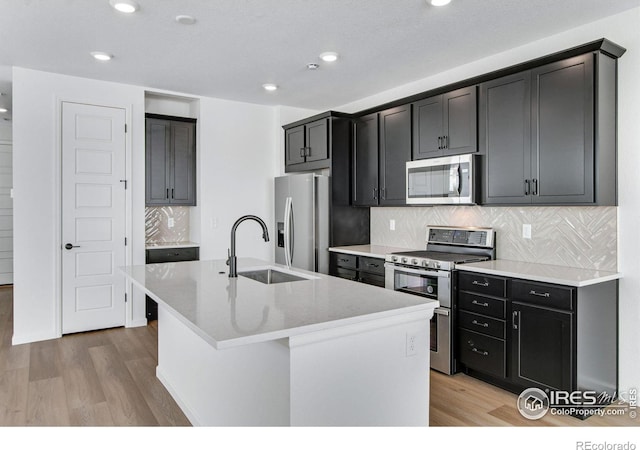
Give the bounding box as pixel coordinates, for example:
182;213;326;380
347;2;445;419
455;263;621;287
145;242;200;250
329;245;415;259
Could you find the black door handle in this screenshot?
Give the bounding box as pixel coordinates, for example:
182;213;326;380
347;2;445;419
65;243;80;250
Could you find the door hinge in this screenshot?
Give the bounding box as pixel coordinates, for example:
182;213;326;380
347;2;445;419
125;293;128;303
124;237;127;246
124;124;127;133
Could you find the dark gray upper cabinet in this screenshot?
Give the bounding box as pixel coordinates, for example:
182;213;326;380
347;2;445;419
412;86;477;159
481;51;617;206
353;113;379;207
481;72;532;204
379;104;412;205
284;117;330;171
353;105;411;206
145;115;196;206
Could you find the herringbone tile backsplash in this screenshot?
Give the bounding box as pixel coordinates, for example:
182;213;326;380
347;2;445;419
371;206;617;271
145;206;190;244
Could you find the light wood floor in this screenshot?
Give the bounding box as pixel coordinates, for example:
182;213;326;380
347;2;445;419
0;286;636;426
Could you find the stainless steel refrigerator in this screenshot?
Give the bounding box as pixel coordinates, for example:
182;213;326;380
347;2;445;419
274;173;330;274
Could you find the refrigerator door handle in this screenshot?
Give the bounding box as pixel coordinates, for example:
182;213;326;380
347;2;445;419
284;196;293;268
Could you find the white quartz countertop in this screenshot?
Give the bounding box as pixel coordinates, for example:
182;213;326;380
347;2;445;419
145;241;200;250
121;258;438;349
456;259;621;287
329;244;417;259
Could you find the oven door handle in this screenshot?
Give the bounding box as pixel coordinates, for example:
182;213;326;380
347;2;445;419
433;307;449;316
384;263;451;278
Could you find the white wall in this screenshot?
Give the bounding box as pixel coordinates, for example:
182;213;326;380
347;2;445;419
197;97;277;261
12;68;278;344
336;7;640;395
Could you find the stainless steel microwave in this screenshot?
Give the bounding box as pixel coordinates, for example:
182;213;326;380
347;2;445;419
406;154;477;205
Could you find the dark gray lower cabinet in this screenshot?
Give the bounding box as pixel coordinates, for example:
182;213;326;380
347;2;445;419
329;252;385;288
456;271;617;402
145;246;199;320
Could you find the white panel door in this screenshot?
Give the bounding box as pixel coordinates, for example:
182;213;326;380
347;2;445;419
62;102;126;334
0;143;12;285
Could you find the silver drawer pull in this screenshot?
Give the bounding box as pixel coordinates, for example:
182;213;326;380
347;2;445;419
338;258;350;263
469;345;489;357
471;300;489;307
529;290;550;298
472;280;489;287
472;319;489;328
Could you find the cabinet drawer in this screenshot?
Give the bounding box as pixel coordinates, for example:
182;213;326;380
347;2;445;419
334;267;357;281
458;272;507;297
146;247;199;264
458;329;506;379
511;279;574;311
330;252;357;269
359;272;385;288
458;291;506;319
359;256;385;275
458;311;505;339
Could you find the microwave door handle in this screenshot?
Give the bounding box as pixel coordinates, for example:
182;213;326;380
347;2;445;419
449;164;460;195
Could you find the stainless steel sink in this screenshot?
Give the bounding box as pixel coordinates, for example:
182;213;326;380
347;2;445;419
238;268;309;284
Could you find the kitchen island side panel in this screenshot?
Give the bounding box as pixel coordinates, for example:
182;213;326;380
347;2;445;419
156;306;291;426
288;313;431;426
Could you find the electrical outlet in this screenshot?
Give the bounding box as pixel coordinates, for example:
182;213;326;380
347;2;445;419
523;224;532;239
406;332;417;357
168;217;175;228
390;219;396;231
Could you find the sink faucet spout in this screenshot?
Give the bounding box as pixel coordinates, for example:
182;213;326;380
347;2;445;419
227;215;270;277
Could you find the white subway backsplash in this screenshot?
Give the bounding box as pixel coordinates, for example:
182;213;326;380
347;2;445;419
371;206;617;271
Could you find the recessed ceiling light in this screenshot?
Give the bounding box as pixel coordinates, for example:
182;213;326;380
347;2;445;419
176;15;196;25
430;0;451;6
262;83;278;92
0;108;8;113
109;0;139;13
307;63;319;70
319;52;339;63
91;51;113;61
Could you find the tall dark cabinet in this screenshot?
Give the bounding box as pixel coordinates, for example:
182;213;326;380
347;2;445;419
145;114;197;206
352;105;411;206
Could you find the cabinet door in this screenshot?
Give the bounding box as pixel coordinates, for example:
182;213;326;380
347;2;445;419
511;302;573;391
353;113;379;206
532;54;594;204
170;121;196;205
412;95;443;159
443;86;477;156
379;105;411;206
305;118;328;162
480;71;532;204
285;125;306;166
145;118;171;205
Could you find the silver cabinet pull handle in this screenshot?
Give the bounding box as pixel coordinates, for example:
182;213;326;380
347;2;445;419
472;319;489;328
472;280;489;287
529;290;550;298
468;341;489;357
471;300;489;307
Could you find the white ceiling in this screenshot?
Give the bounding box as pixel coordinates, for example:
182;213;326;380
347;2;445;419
0;0;638;116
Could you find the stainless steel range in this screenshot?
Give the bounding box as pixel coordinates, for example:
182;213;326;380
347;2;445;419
384;226;496;374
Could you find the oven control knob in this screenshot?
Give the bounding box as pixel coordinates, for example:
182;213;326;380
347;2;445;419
434;262;440;269
426;286;434;294
411;259;418;265
422;261;429;267
391;256;398;262
401;257;408;263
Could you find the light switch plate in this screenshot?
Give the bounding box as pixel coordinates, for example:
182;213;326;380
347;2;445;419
390;219;396;231
523;224;532;239
168;217;175;228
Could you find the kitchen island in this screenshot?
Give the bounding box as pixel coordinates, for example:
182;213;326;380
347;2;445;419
121;258;438;426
